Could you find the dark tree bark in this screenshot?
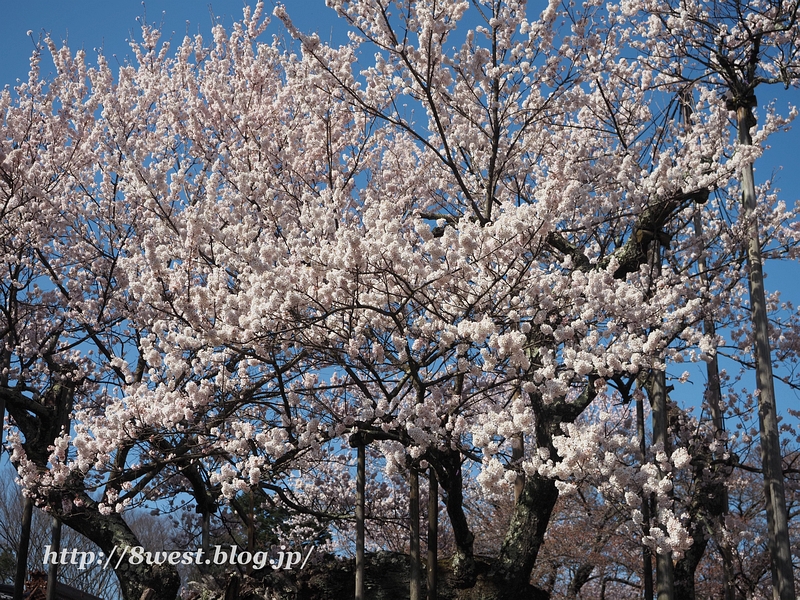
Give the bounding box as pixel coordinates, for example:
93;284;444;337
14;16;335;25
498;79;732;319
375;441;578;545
409;468;421;600
46;517;61;600
673;518;708;600
47;483;180;600
636;390;654;600
511;432;525;504
13;496;33;600
355;441;366;600
489;386;596;599
649;370;675;600
566;563;595;599
428;467;438;600
429;447;476;587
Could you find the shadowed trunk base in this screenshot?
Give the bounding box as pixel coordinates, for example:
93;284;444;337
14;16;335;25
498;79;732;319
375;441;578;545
192;552;551;600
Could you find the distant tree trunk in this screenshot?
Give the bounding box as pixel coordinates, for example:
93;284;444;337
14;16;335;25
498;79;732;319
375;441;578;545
428;466;438;600
693;212;736;600
511;432;525;503
355;442;366;600
0;395;4;449
247;494;255;575
46;516;62;600
0;347;7;450
13;496;33;600
637;391;654;600
649;369;675;600
410;468;421;600
201;510;211;555
736;103;795;600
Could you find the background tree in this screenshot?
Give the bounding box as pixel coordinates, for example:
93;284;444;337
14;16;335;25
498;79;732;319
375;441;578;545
622;0;800;595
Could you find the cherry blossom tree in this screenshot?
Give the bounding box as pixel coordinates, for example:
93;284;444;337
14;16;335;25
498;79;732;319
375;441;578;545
2;1;800;600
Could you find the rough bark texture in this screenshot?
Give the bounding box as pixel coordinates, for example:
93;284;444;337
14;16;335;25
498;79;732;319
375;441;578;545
649;370;675;600
636;392;654;600
493;472;559;597
481;389;596;600
429;448;476;588
409;469;421;600
354;440;366;600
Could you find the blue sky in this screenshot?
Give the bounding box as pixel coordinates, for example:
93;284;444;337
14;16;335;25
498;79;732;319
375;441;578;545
0;1;345;81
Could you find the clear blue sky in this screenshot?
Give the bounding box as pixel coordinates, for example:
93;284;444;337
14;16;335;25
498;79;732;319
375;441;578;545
0;1;343;82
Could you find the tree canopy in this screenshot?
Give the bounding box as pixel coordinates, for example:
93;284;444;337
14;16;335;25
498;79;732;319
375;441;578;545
1;1;800;599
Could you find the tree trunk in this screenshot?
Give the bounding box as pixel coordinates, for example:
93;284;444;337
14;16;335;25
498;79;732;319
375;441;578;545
201;510;211;555
428;467;438;600
13;496;33;600
355;442;366;600
247;494;255;575
511;432;525;504
672;428;733;600
492;389;595;598
567;562;595;599
0;346;7;450
494;471;559;596
410;468;421;600
50;487;180;600
431;448;475;587
3;380;181;600
737;105;795;600
673;520;706;600
693;212;736;600
637;392;654;600
650;369;675;600
0;395;5;449
46;516;62;600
